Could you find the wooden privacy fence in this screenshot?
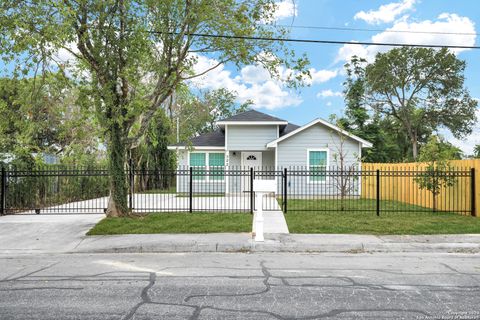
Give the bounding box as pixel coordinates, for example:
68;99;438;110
361;159;479;217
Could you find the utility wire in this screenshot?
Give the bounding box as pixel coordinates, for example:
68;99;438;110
271;24;479;36
151;31;480;50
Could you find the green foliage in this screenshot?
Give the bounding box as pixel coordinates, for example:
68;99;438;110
0;74;101;166
418;136;463;162
130;109;176;191
342;48;477;161
414;136;458;210
5;164;110;212
473;145;480;158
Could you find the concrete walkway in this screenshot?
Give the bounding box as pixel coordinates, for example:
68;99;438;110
262;211;289;233
0;214;105;254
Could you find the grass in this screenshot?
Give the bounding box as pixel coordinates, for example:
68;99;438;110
285;199;480;235
87;212;252;235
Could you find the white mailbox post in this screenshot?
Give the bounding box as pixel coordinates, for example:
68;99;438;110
252;179;276;242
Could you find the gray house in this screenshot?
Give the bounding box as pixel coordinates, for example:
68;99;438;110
168;110;372;195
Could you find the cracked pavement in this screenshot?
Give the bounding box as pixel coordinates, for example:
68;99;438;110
0;252;479;319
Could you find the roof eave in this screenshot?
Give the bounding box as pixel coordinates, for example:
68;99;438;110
167;146;225;150
217;121;288;127
266;118;373;148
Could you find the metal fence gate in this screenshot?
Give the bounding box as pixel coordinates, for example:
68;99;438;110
0;165;475;216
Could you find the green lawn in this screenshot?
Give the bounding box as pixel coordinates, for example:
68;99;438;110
87;212;252;235
285;199;480;235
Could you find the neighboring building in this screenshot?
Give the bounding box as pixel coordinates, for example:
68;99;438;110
168;110;372;194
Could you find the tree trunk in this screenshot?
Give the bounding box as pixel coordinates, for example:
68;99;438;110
105;124;130;217
412;138;418;161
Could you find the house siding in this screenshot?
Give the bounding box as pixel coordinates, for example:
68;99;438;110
276;124;359;168
176;150;226;193
276;123;361;197
226;125;277;150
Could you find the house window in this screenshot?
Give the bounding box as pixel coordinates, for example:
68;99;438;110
189;152;225;181
308;150;328;182
190;153;206;180
209;153;225;181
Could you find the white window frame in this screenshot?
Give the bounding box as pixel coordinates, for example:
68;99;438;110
307;148;329;184
188;151;226;182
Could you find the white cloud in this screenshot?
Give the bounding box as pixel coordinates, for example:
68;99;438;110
336;13;477;62
316;90;343;99
326;102;332;107
307;69;338;85
272;0;297;21
190;55;302;110
354;0;416;25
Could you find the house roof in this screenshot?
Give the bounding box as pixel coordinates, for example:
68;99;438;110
280;123;300;137
217;110;287;123
266;118;373;148
169;129;225;148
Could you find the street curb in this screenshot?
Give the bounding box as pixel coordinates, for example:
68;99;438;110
72;234;480;254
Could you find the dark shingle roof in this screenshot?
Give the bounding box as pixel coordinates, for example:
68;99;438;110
217;110;287;123
280;123;300;137
172;129;225;147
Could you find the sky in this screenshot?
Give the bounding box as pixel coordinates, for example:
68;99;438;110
190;0;480;155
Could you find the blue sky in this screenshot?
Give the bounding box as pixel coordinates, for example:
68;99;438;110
191;0;480;154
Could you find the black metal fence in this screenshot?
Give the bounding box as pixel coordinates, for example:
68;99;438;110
0;165;475;216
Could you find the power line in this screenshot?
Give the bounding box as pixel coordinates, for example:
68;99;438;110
154;31;480;50
272;24;479;37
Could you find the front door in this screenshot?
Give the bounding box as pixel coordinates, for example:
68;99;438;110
241;152;262;169
241;152;262;193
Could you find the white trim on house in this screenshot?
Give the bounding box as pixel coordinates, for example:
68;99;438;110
357;143;362;196
225;125;228;149
266;118;373;148
217;121;288;126
306;148;329;184
167;146;225;150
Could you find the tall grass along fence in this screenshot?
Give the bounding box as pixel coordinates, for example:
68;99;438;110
0;163;476;215
362;159;479;217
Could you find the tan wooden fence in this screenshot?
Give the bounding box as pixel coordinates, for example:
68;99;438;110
362;159;479;217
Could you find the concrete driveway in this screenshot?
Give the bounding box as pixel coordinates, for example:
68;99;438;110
0;214;105;254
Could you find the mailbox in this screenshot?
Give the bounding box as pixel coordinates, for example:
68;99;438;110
252;179;276;242
252;180;276;193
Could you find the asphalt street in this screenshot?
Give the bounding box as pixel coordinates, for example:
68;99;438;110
0;252;479;319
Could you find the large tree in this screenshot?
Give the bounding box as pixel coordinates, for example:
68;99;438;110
0;0;308;216
359;47;477;160
0;74;99;165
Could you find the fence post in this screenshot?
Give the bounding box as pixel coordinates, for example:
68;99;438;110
283;168;287;214
1;167;5;215
128;158;134;211
250;167;254;214
189;167;193;213
376;169;380;216
471;168;476;217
